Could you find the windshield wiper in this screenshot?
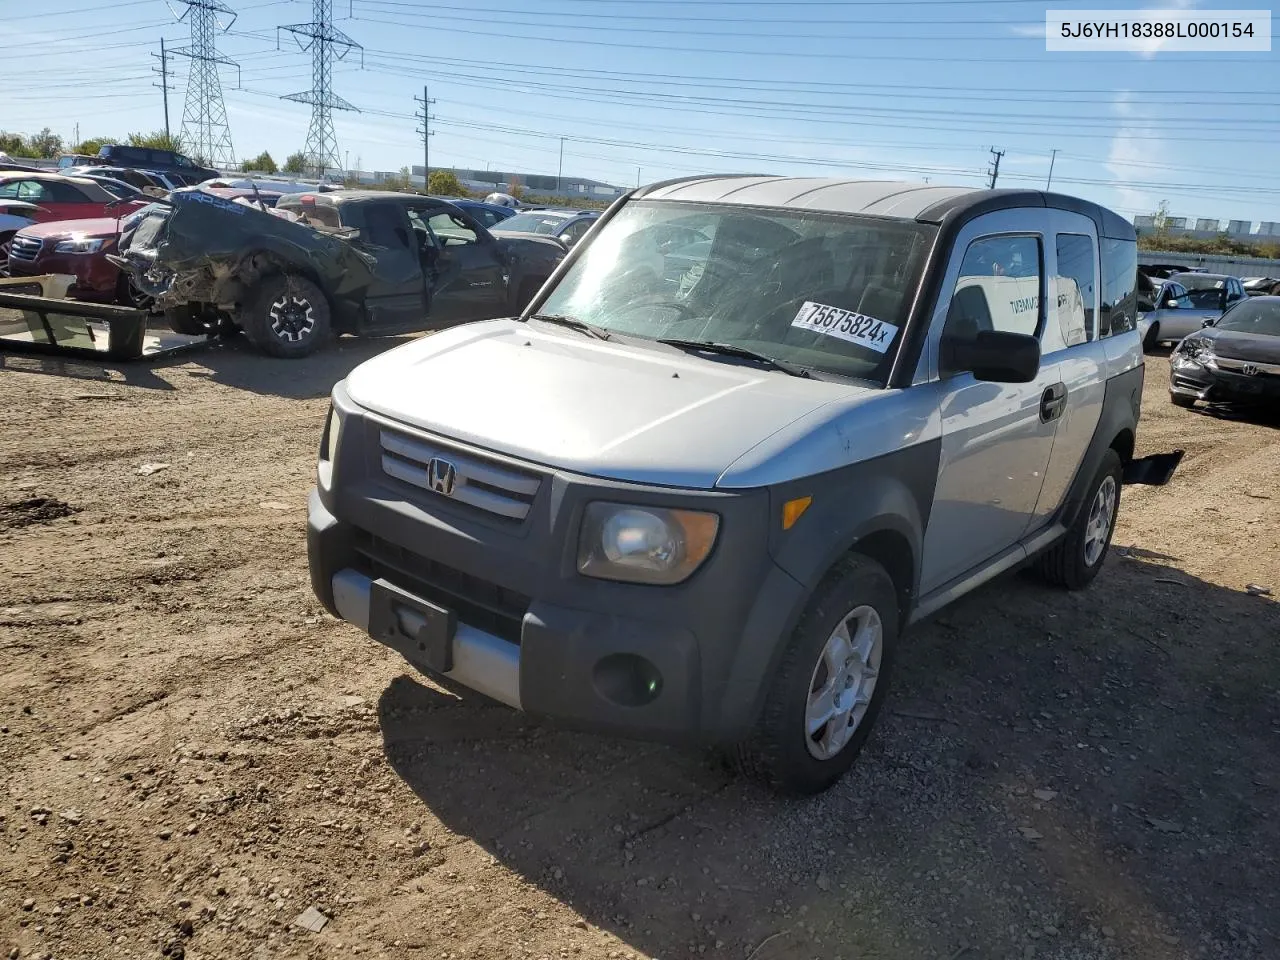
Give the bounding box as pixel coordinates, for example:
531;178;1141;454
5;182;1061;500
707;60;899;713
657;338;812;378
526;312;611;340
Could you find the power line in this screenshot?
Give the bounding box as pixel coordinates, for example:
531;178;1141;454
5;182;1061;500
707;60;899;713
279;0;364;178
171;0;239;165
346;13;1273;63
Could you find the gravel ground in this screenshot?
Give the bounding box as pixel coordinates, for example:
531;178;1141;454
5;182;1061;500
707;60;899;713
0;336;1277;960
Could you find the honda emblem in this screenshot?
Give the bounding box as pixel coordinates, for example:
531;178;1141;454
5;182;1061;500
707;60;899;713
1241;364;1259;377
426;457;457;496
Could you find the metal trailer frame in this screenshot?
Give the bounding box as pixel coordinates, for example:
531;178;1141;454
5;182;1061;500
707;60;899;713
0;279;211;362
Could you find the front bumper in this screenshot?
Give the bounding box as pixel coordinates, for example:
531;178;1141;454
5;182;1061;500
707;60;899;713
7;252;119;302
1170;359;1280;403
307;396;808;744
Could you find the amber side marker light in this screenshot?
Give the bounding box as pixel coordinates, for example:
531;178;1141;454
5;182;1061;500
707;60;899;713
782;496;812;530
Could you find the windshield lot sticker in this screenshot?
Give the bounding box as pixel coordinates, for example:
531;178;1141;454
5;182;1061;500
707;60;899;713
791;301;899;352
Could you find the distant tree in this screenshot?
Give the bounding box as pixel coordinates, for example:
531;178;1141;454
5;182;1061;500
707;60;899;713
506;174;524;200
242;150;278;174
0;131;29;157
25;127;63;159
72;136;118;156
1150;200;1172;236
427;170;465;196
283;151;307;175
127;130;184;153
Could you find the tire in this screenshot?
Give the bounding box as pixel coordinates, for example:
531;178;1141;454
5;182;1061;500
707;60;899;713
242;274;331;359
1170;393;1196;409
163;304;209;336
1142;322;1160;352
1036;449;1122;590
733;555;898;795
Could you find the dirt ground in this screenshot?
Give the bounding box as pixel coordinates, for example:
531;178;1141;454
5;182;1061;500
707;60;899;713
1;336;1277;960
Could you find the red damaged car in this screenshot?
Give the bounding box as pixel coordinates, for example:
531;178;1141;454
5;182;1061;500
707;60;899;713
5;188;281;306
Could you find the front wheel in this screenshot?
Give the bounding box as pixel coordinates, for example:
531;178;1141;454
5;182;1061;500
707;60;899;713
733;555;897;795
1036;449;1122;590
242;274;331;359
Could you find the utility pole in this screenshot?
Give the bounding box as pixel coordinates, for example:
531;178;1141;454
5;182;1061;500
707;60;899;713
557;136;565;195
280;0;363;179
636;166;641;188
987;147;1005;189
1046;148;1058;190
415;85;435;189
172;1;239;166
152;38;172;142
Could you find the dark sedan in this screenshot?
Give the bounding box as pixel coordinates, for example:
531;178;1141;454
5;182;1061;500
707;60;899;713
1169;296;1280;407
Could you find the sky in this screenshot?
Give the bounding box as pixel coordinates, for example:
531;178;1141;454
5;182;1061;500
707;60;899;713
2;0;1278;226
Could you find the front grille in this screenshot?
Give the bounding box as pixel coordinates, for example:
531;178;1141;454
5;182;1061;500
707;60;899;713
379;428;542;522
350;529;530;644
8;235;42;262
1214;356;1280;378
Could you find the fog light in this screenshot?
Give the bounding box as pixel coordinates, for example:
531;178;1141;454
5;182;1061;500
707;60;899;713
592;653;663;707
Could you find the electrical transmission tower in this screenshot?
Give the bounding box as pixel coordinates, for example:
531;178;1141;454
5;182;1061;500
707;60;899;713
172;0;239;168
280;0;363;179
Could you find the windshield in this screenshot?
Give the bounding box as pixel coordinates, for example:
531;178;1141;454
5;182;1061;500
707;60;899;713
1173;274;1228;309
1216;298;1280;336
495;212;572;234
537;200;935;382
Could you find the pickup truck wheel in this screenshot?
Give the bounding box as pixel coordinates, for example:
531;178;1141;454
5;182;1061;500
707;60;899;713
1037;448;1122;590
733;555;897;795
243;275;331;359
163;304;209;336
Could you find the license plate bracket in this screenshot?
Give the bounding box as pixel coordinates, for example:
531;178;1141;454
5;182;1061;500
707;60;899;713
368;578;457;673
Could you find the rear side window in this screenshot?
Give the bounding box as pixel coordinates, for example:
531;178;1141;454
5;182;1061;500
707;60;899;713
1054;234;1096;345
1099;238;1137;336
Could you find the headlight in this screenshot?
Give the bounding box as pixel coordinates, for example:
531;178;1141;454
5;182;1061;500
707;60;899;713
577;502;719;585
323;406;342;462
1174;336;1214;366
53;238;105;254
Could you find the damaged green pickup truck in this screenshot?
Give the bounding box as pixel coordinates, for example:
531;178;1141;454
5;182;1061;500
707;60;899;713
114;189;569;357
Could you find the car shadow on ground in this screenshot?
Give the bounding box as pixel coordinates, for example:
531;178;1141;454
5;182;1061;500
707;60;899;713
378;553;1279;960
1;331;420;398
1190;401;1280;429
158;332;423;400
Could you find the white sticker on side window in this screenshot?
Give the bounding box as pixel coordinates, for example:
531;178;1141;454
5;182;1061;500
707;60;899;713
790;301;899;353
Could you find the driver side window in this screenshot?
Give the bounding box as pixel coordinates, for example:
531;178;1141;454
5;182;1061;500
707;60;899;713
942;235;1044;348
426;211;478;246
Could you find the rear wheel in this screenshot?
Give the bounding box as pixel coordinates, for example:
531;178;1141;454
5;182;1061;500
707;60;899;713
1037;449;1122;590
242;274;331;359
163;304;208;336
733;555;897;795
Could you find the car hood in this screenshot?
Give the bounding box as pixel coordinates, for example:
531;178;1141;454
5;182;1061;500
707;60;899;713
344;318;873;489
492;233;567;258
18;217;121;240
1204;328;1280;364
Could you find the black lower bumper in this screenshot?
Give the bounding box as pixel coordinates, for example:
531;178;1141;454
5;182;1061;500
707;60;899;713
308;487;807;745
1171;365;1280;404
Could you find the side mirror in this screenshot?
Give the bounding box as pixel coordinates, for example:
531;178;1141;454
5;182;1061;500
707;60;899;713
941;329;1041;383
1163;297;1180;309
1201;317;1216;327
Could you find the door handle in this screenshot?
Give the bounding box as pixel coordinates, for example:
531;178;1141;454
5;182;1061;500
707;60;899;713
1040;383;1067;423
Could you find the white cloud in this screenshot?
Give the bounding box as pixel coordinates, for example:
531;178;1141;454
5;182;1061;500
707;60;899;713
1106;91;1164;215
